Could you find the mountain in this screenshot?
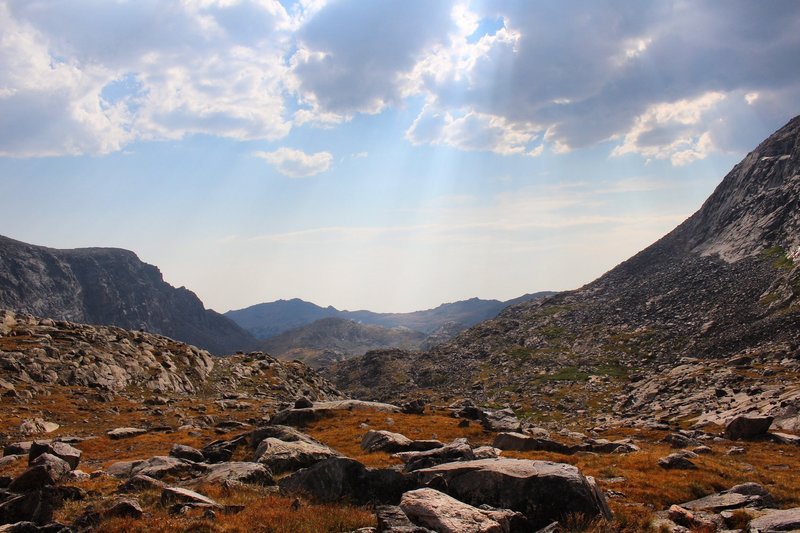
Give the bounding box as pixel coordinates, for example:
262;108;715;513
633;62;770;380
225;292;556;339
326;115;800;428
260;317;427;368
0;235;256;355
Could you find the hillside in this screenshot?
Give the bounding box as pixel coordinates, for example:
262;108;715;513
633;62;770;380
0;236;256;355
226;292;555;339
260;317;426;368
327;115;800;429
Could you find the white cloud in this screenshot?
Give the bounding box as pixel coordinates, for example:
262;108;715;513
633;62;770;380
611;91;726;165
254;147;332;177
406;105;543;156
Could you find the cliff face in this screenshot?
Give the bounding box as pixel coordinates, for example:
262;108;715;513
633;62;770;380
0;236;256;355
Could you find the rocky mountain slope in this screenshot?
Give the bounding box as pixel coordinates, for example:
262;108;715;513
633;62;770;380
327;115;800;428
260;317;427;368
225;293;555;339
0;236;256;355
0;308;341;402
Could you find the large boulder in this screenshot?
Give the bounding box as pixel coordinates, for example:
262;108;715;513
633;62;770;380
414;458;611;529
28;442;81;470
256;438;339;474
168;444;205;463
106;428;148;440
747;507;800;532
724;416;774;440
0;488;64;525
8;455;71;492
202;436;246;463
375;505;433;533
492;433;575;455
400;488;524;533
681;483;775;512
202;462;275;486
278;457;413;505
480;409;523;433
395;439;475;472
18;419;59;436
249;425;321;448
129;456;207;481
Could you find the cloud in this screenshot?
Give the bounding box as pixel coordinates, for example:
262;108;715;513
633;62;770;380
1;0;293;156
254;147;332;177
406;105;543;156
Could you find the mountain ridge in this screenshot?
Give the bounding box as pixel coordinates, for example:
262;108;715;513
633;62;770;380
0;235;257;355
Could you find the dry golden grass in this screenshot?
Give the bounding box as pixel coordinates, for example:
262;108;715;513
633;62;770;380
304;409;493;467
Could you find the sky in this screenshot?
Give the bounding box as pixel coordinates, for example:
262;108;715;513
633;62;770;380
1;1;800;313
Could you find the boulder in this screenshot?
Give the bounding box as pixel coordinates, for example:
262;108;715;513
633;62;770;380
375;505;432;532
104;498;143;519
0;489;63;526
294;397;313;409
28;442;81;470
160;487;221;509
747;507;800;532
106;460;143;478
249;425;322;448
395;439;475;472
106;428;148;440
658;453;697;470
129;456;207;480
492;433;575;455
202;462;275;486
8;455;71;492
278;457;413;505
361;430;413;453
168;444;205;463
400;488;524;533
18;420;59;436
256;438;339;474
724;416;774;440
414;458;612;529
3;443;33;458
117;474;167;493
400;400;426;415
681;483;775;512
202;436;246;463
481;409;523;433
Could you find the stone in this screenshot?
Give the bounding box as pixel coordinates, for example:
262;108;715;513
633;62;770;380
117;474;167;493
747;507;800;532
361;431;416;453
294;397;313;409
472;447;501;460
395;439;475;472
160;487;222;509
106;428;148;440
202;462;275;486
4;443;33;458
480;409;523;433
723;416;774;440
130;456;207;480
169;444;205;463
28;442;81;470
256;438;339;474
400;400;426;415
492;433;575;455
0;489;63;526
278;457;413;505
8;455;71;492
106;460;143;478
18;420;59;436
400;488;524;533
658;453;697;470
375;505;432;532
202;436;246;463
249;425;322;448
104;498;143;519
414;458;612;529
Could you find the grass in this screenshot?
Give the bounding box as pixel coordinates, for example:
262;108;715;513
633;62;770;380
762;246;795;270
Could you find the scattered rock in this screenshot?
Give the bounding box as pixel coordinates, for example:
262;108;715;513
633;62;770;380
747;507;800;532
294;397;313;409
160;487;222;509
107;428;148;440
28;442;81;471
117;474;167;493
400;488;524;533
395;439;475;472
104;498;143;519
129;456;207;480
202;462;275;486
168;444;205;463
256;438;339;474
658;453;698;470
492;433;574;455
414;458;612;529
18;420;59;436
724;416;774;440
9;455;71;492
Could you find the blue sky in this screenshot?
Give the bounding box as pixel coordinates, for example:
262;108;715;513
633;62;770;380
1;1;799;313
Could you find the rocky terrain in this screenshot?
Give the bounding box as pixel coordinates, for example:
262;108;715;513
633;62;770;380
260;317;428;368
0;236;256;355
225;294;555;340
327;116;800;431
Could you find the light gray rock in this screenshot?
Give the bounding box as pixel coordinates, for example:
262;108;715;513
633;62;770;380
202;462;275;486
400;488;522;533
169;444;205;463
130;456;207;480
414;458;612;529
395;439;475;472
107;427;148;440
117;474;167;493
747;507;800;532
256;438;339;474
18;419;59;435
362;430;414;453
492;433;575;455
658;453;698;470
481;408;523;433
8;454;71;491
28;441;81;470
161;487;222;509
